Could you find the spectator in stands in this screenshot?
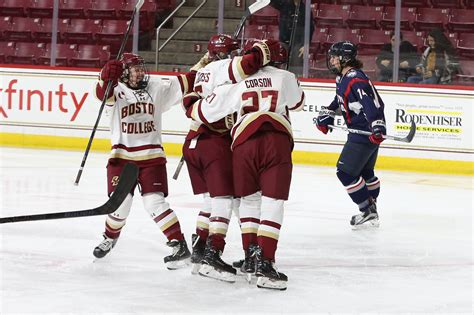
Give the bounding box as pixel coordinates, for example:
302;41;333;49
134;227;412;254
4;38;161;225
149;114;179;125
376;32;418;82
407;28;459;85
270;0;314;76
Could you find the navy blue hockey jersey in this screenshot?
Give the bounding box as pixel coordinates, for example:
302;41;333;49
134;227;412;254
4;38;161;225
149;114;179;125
327;68;385;143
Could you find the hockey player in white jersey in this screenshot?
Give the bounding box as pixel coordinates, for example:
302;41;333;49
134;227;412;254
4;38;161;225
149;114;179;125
92;53;199;269
183;34;281;282
183;41;305;290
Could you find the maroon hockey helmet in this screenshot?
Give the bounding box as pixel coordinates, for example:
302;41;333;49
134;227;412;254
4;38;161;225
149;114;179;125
207;34;240;61
120;53;149;90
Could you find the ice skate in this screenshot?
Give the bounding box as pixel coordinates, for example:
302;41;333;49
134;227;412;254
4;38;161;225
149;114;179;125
199;246;236;283
239;244;259;282
93;234;119;259
190;234;206;274
350;201;379;230
255;257;288;291
164;236;191;270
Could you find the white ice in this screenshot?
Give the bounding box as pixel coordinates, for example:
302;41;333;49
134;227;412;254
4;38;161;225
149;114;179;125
0;147;472;314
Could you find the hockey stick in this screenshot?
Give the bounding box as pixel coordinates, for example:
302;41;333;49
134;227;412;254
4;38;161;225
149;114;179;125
0;163;139;224
328;121;417;143
172;156;185;180
172;0;271;181
286;0;301;71
233;0;271;39
74;0;145;186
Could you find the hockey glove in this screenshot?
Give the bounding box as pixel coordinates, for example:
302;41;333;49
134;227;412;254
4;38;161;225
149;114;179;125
182;92;201;117
100;60;124;86
315;109;335;134
369;120;386;144
190;52;210;72
252;39;279;66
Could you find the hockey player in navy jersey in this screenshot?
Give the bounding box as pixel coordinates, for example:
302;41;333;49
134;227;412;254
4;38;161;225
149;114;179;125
315;41;386;229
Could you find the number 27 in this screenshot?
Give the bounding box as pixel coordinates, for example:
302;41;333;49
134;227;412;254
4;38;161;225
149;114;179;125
241;90;279;114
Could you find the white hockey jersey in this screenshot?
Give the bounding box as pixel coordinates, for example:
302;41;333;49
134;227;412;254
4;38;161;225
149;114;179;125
188;66;305;149
103;76;187;166
186;55;262;139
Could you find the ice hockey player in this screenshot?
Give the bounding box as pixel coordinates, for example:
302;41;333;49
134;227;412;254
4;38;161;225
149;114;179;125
315;41;386;229
92;53;203;269
183;34;281;282
183;41;305;290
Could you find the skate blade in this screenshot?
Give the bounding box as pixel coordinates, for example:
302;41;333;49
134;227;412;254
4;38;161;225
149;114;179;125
198;264;236;283
245;272;253;283
191;263;201;275
256;276;287;290
166;258;190;270
351;219;380;230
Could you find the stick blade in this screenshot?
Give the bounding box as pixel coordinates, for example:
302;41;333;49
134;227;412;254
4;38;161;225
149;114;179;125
0;163;139;224
98;163;139;215
248;0;271;14
404;121;417;143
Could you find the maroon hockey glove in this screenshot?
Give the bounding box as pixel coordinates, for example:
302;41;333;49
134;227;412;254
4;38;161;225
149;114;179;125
369;120;386;144
182;92;201;117
100;60;124;85
252;39;279;66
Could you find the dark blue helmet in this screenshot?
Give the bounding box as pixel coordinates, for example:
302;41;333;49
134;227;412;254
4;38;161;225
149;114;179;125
326;41;358;74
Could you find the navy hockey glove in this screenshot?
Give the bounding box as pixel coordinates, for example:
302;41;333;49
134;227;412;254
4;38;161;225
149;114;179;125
315;109;335;134
369;120;386;144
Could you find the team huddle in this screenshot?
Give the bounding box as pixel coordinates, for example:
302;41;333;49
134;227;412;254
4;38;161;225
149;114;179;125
91;34;386;291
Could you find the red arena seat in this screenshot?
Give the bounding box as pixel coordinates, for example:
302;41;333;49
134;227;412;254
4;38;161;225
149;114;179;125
401;0;430;7
325;28;360;51
358;29;390;54
346;5;384;30
4;17;42;42
380;7;417;31
310;27;329;54
366;0;395;5
457;33;474;58
87;0;123;20
26;0;54;18
412;8;450;32
58;0;91;19
265;25;279;40
430;0;463;8
454;59;474;83
95;20;132;53
33;18;70;43
315;4;351;28
69;44;111;68
0;0;29;17
448;9;474;33
244;25;267;40
357;55;377;81
0;16;12;40
337;0;364;4
9;41;46;64
119;0;157;31
37;43;78;66
63;19;102;44
0;41;16;64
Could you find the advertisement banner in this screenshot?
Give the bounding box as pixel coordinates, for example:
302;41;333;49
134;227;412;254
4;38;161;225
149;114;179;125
1;67;472;159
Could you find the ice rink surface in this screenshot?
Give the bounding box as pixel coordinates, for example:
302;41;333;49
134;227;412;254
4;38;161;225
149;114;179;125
0;147;472;314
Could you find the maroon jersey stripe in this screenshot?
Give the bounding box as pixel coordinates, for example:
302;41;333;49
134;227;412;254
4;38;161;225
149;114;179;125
112;144;163;152
260;220;281;230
